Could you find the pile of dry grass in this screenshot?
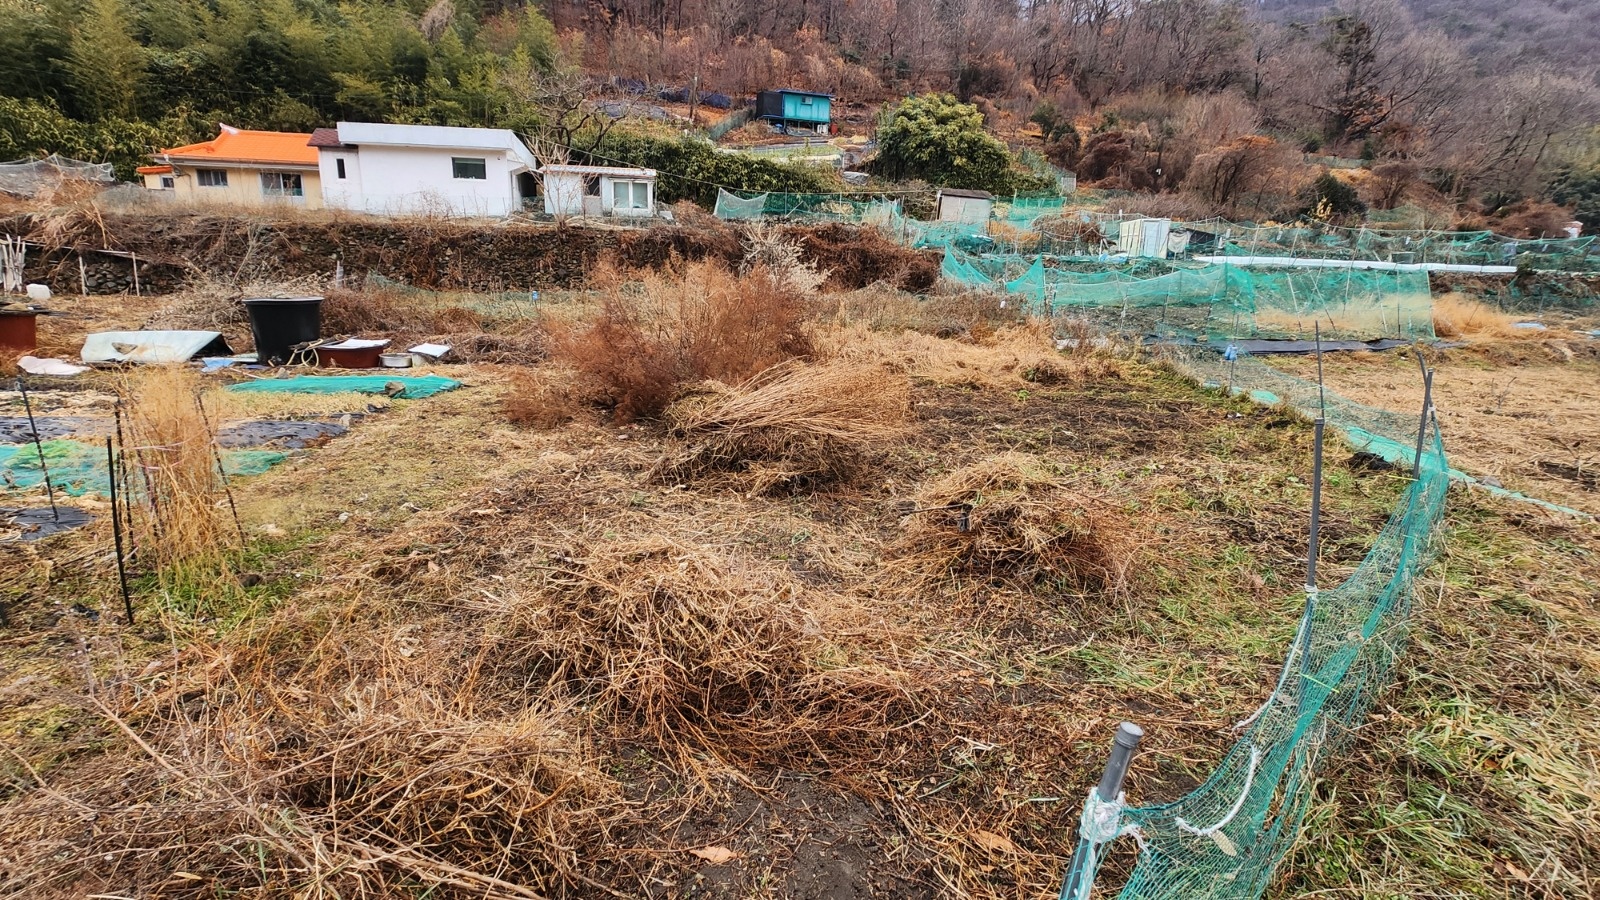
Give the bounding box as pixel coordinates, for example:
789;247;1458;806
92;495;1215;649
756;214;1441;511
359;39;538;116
547;258;814;421
477;538;912;761
891;452;1132;595
656;359;910;493
320;285;483;336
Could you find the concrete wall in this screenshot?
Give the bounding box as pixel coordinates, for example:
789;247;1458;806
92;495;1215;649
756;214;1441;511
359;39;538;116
170;164;323;210
320;145;524;217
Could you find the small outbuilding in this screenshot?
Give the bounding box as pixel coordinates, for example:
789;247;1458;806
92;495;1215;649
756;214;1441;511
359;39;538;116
755;89;832;136
537;164;659;218
935;188;995;225
1118;217;1173;259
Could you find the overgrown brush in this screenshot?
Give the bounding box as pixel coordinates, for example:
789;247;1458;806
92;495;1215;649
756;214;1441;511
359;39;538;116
891;452;1132;595
655;359;910;493
546;258;813;421
478;538;912;760
740;222;827;294
320;285;484;336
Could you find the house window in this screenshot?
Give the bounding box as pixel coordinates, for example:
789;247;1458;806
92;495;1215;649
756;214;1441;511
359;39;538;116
335;158;346;179
452;157;487;180
159;176;175;189
260;172;304;197
801;95;814;105
611;179;651;210
583;175;600;196
197;169;228;187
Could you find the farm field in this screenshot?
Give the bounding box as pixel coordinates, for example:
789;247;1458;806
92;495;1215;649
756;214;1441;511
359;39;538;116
1;264;1597;899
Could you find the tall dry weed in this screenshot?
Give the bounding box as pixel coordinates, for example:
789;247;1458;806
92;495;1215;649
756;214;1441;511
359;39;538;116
120;365;229;567
547;258;813;421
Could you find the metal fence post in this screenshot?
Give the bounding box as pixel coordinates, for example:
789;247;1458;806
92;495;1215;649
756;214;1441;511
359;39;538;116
1059;721;1144;900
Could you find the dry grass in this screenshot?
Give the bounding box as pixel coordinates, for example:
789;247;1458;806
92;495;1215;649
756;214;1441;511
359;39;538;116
477;537;913;762
548;258;814;421
1431;291;1532;340
119;364;231;567
656;359;910;494
890;452;1135;596
822;319;1120;390
502;366;591;428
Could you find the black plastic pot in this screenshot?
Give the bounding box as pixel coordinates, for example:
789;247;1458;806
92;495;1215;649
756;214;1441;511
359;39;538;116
243;297;322;365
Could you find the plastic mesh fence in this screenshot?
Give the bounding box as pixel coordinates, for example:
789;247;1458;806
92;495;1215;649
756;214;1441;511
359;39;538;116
942;251;1435;340
1060;349;1449;900
0;154;116;198
1213;221;1597;272
0;440;285;498
712;188;901;226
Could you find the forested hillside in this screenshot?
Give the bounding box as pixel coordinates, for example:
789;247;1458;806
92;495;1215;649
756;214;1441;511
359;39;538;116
1;0;1597;219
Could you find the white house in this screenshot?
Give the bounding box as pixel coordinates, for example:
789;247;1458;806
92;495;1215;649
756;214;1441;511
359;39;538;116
935;188;995;225
310;122;539;217
538;164;659;218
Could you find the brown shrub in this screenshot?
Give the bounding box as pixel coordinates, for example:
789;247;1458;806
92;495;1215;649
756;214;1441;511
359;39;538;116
503;366;589;428
656;359;910;493
785;223;940;292
552;259;813;421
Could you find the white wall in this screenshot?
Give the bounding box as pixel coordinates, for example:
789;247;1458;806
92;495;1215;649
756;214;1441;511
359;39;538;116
320;145;524;217
938;195;992;225
543;171;585;216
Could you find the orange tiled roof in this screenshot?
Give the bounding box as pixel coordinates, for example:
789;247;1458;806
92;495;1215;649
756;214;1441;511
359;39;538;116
136;165;173;175
159;126;318;167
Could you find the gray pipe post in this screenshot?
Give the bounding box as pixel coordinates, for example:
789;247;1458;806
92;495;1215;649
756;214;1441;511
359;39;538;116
1059;721;1144;900
1413;369;1433;479
1308;419;1325;590
16;377;59;520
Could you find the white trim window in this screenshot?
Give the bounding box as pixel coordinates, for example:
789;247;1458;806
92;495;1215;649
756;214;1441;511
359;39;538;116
159;175;175;189
260;172;304;197
452;157;488;180
611;179;651;211
196;168;228;187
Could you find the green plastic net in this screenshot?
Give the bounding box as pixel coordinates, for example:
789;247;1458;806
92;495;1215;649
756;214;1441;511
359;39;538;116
226;375;461;399
1060;349;1450;900
1212;221;1597;272
0;440;286;498
943;250;1436;340
712;188;901;226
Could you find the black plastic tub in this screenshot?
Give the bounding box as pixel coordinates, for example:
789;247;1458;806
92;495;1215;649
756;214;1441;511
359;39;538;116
243;297;322;365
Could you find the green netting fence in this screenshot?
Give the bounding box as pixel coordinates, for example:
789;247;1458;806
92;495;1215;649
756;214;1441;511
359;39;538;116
0;440;285;498
712;188;902;226
1061;348;1450;900
1211;221;1598;272
942;250;1436;340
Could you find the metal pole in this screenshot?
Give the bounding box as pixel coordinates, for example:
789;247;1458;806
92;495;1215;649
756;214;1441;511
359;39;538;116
1059;721;1144;900
194;394;247;548
106;437;133;625
1314;321;1326;420
16;377;59;520
1308;419;1325;590
1413;369;1433;479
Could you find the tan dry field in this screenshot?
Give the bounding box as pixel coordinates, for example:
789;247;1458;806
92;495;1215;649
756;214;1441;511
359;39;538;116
1268;342;1600;517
